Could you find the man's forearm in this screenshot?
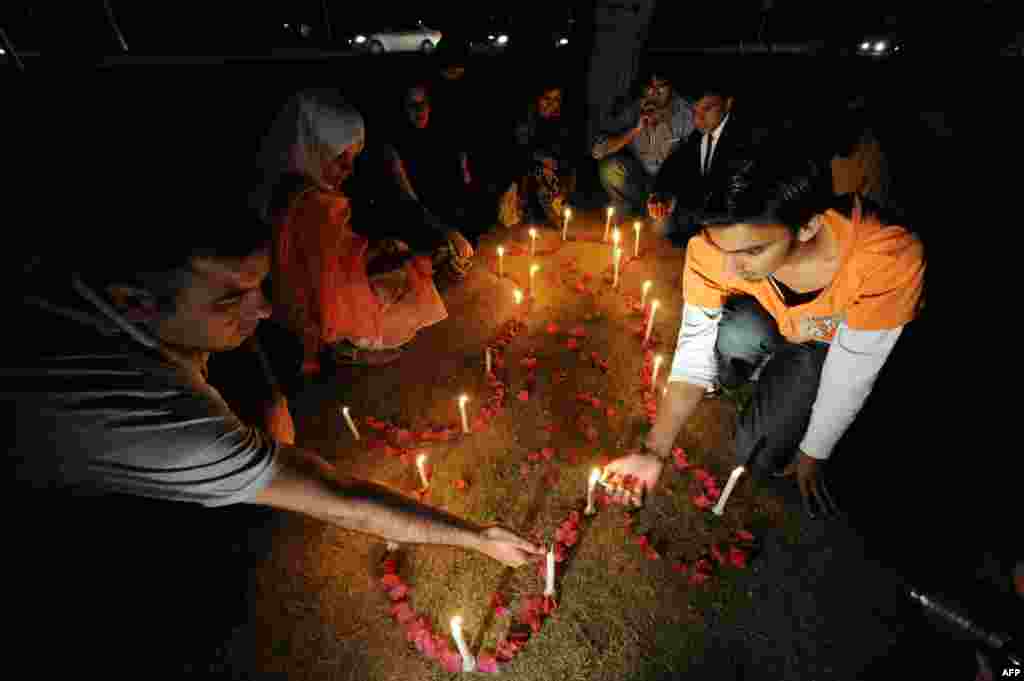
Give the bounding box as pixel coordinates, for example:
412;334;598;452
249;449;482;551
645;381;706;456
602;127;641;156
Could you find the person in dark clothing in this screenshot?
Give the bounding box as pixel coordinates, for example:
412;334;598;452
512;80;577;227
648;85;763;245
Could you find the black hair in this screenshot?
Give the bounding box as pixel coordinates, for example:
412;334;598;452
701;152;839;235
690;84;734;102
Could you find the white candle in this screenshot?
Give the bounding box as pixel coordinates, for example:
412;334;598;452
562;207;572;241
644;300;660;345
604;205;614;242
530;263;539;295
585;467;600;515
450;615;476;672
458;394;470;434
613;247;621;288
712;465;746;516
641;280;652;309
651;354;663;386
485;347;491;376
341;406;360;440
497;245;504;277
543;545;556;597
529;228;537;257
633;221;642;258
416;453;430;488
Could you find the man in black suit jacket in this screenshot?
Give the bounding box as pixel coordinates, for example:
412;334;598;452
648;86;760;245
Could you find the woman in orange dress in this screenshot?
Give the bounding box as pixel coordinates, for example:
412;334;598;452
252;89;448;373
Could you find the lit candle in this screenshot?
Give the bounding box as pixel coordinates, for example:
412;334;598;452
712;465;746;516
530;263;539;295
458;394;470;434
612;228;620;250
633;220;642;258
543;545;556;597
585;467;600;516
651;354;663;386
604;205;614;242
612;247;621;288
641;280;652;309
562;207;572;241
450;615;477;672
497;245;504;278
644;300;660;345
513;288;523;306
341;406;360;440
529;228;537;256
416;452;430;488
485;347;491;376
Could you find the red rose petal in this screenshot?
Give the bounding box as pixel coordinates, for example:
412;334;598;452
390;600;416;624
381;574;403;589
453;478;468;490
440;647;463;673
569;326;587;337
518;390;530;401
711;544;726;565
388;583;410;601
541;447;555;461
729;546;748;568
689;571;710;586
606;406;617;418
567;338;579;350
645;546;661;560
520;463;531;479
567;510;581;526
546;322;559;334
477;652;499;673
528;451;541;462
735;529;755;542
692;494;713;510
543;469;561;488
672;561;689;573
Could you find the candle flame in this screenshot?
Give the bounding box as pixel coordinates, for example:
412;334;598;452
654;354;663;367
529;228;537;238
643;280;652;292
513;289;523;304
589;468;601;484
342;406;350;415
634;221;641;231
497;246;504;256
451;615;463;629
459;394;469;406
564;207;572;218
607;205;614;216
530;264;539;274
652;299;660;310
417;453;427;467
612;229;620;245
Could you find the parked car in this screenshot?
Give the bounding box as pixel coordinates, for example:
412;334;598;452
347;20;443;54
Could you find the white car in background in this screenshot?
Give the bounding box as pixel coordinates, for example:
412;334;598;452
349;20;443;54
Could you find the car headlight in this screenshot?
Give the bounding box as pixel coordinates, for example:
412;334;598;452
558;37;569;46
859;41;870;51
488;34;495;41
874;40;886;52
497;34;509;45
354;35;367;44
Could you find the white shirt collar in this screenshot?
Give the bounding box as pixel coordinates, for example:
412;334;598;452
707;111;730;141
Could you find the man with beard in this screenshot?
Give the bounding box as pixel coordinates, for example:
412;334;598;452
592;69;695;221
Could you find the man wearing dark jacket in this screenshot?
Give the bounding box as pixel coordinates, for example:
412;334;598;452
648;86;762;245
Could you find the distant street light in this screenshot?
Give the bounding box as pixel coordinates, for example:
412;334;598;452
874;40;886;52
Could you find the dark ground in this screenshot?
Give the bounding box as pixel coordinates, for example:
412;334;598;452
7;51;1018;678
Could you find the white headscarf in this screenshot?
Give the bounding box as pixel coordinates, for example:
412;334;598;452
251;88;366;220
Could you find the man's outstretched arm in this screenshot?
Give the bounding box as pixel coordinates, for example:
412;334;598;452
248;447;542;567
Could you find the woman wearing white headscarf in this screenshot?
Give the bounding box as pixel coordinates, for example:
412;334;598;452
253;89;447;372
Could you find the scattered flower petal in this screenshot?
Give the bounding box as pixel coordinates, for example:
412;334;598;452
541;447;556;461
381;574;403;589
518;390;530;401
388;583;410;601
390;600;416;624
569;326;587;337
477;653;500;673
672;447;691;470
692;494;713;510
453;478;468;490
546;322;559;334
735;529;755;542
567;338;579;350
729;546;748;568
440;647;463;673
711;544;726;565
672;561;689;573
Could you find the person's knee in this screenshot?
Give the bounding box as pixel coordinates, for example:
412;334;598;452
597;155;627;191
716;296;779;361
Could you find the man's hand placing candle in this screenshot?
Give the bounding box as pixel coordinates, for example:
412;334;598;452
477;526;547;567
603;382;707;504
646;193;676;221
